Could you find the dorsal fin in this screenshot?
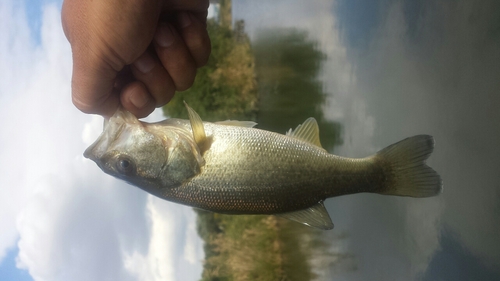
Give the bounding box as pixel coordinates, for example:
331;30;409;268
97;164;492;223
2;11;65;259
277;202;334;230
184;102;209;150
286;117;323;148
215;120;257;128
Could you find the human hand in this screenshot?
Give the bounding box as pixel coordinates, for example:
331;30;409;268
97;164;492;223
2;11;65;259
62;0;211;118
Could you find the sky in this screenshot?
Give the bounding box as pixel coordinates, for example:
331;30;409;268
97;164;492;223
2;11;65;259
0;1;203;280
2;0;500;281
234;0;500;280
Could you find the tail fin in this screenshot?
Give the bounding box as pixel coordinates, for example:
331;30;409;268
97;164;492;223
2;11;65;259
375;135;442;197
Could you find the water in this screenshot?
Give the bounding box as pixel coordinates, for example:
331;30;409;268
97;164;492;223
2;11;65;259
228;0;500;280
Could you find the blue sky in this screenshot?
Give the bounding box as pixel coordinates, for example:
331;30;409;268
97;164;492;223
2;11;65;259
0;247;32;281
25;0;45;44
334;0;430;49
334;0;385;48
423;228;500;281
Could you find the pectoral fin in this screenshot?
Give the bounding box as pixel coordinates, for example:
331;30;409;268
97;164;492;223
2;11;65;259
277;202;334;230
184;101;209;151
286;117;324;149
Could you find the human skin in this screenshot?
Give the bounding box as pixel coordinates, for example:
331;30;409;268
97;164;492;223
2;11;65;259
62;0;211;118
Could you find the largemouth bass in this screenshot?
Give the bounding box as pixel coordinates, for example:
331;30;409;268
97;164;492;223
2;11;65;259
85;103;442;229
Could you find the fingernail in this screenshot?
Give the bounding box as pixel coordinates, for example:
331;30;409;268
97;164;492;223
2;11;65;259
129;91;150;109
133;54;155;73
178;12;192;28
155;24;174;47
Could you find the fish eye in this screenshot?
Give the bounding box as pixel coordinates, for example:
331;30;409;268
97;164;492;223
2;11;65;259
116;155;136;175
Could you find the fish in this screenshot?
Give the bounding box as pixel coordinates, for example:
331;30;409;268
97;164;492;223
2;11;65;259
84;103;442;230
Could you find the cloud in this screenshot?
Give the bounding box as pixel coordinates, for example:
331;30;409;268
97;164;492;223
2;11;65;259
17;166;141;281
124;197;203;281
323;3;445;280
0;1;203;280
7;1;497;280
0;0;49;263
329;0;500;279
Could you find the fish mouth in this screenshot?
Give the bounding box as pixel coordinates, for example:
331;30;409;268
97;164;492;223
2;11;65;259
83;142;98;161
84;134;106;163
84;107;140;160
84;117;125;163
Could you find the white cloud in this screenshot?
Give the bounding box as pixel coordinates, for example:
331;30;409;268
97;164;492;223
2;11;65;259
124;196;177;281
0;1;203;280
182;218;202;265
0;0;48;263
343;0;500;269
326;0;500;278
325;3;444;280
82;115;104;146
9;0;496;280
124;197;202;281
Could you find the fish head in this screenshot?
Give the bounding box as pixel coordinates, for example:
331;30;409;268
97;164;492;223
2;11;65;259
84;108;203;195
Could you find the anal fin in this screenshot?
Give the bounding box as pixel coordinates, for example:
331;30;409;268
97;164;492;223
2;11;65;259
277;202;334;230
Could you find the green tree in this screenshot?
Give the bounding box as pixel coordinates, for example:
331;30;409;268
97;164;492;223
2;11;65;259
162;18;257;122
254;28;342;152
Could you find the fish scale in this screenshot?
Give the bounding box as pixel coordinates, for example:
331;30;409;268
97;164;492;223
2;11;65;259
84;103;442;229
156;123;385;213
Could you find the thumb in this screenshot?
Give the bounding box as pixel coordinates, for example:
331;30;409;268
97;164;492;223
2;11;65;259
70;49;121;117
